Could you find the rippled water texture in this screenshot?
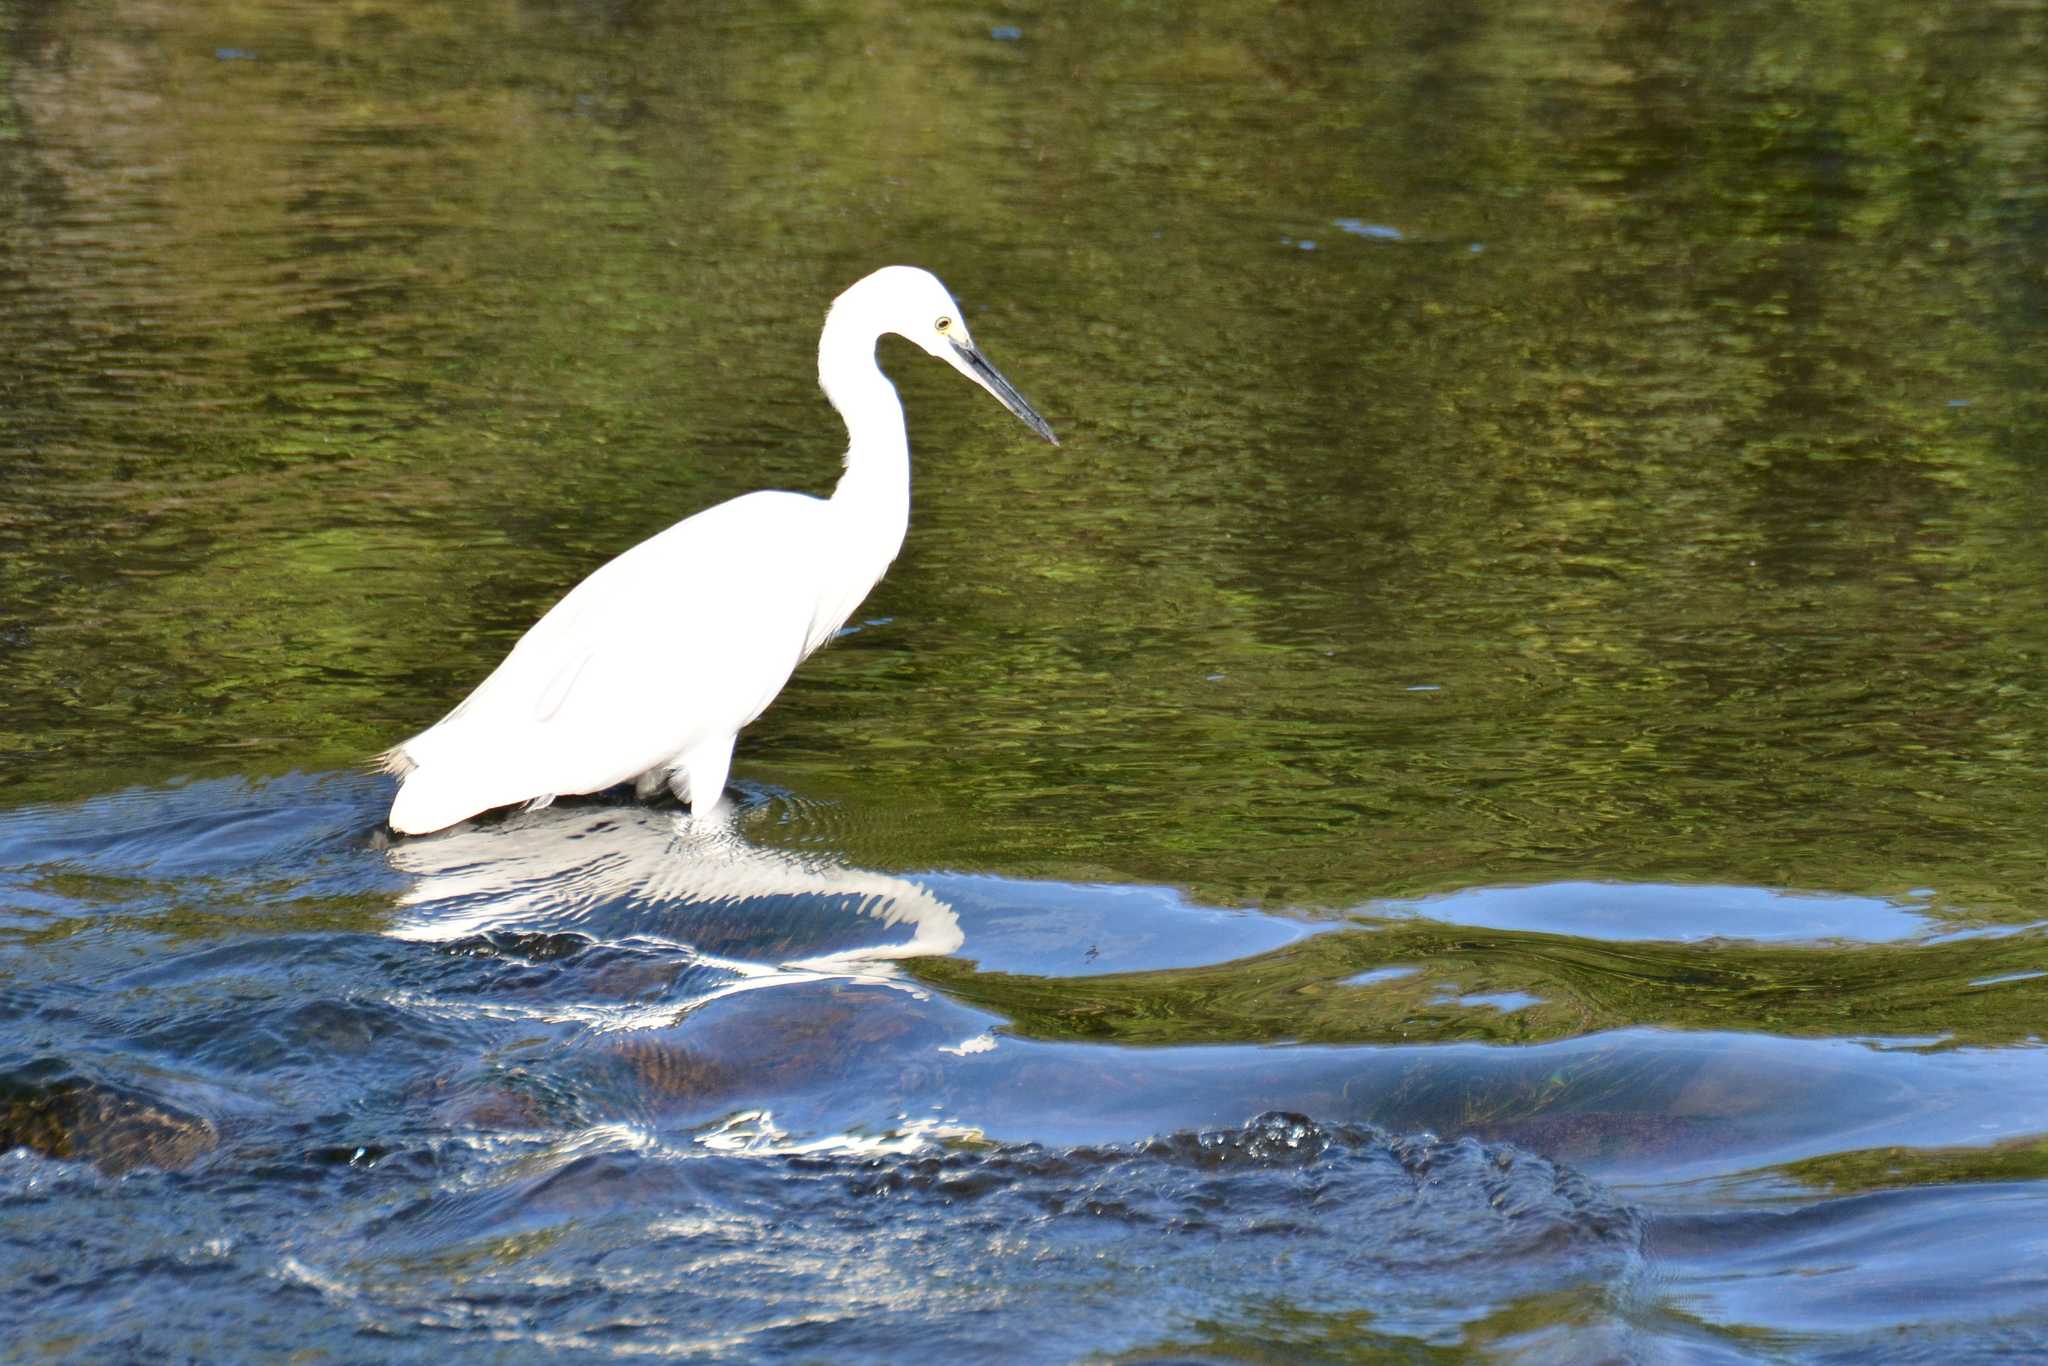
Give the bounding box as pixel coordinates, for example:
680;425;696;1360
4;0;2047;1359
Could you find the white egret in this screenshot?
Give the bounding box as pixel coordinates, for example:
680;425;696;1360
382;265;1057;835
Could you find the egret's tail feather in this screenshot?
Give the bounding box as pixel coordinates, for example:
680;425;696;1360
385;725;625;834
388;766;511;836
386;730;541;834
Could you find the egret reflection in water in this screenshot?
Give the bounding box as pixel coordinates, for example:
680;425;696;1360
382;799;964;1023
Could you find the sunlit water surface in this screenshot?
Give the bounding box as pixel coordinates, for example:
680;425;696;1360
4;0;2047;1359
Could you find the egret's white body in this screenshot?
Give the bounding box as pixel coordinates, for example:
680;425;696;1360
383;266;1056;836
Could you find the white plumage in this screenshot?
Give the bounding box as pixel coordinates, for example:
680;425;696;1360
383;265;1057;836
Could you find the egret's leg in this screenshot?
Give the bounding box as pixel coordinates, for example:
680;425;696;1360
671;734;735;817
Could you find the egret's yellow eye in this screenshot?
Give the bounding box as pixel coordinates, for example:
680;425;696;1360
935;315;953;334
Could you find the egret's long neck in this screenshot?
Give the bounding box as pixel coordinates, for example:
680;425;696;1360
818;308;910;556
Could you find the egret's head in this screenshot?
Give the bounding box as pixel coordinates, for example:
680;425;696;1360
845;265;1058;445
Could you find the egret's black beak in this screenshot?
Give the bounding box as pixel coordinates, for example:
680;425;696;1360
954;338;1059;445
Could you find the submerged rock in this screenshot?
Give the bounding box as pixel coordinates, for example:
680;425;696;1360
829;1110;1642;1268
343;1110;1643;1357
0;1063;217;1174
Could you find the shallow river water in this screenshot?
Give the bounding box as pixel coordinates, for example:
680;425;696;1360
3;0;2047;1359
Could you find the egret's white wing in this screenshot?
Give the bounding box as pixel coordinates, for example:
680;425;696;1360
394;491;841;821
447;491;825;722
